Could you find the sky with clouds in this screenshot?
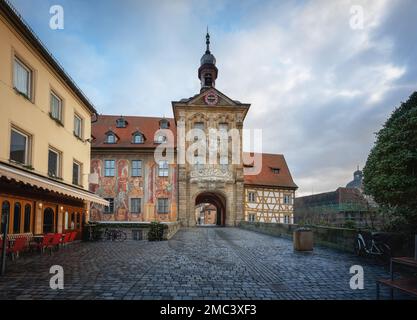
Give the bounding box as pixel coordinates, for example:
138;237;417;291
9;0;417;196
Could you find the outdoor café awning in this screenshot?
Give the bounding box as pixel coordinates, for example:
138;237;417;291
0;162;108;206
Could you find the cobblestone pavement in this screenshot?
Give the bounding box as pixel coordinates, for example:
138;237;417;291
0;227;402;300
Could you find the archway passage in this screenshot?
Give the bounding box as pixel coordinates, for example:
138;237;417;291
43;207;55;234
195;192;226;226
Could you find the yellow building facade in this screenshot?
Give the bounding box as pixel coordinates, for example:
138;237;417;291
0;1;106;238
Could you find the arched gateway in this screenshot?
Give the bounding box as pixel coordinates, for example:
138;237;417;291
173;31;250;227
195;192;226;226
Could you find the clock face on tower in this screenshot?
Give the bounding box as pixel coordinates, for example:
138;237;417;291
204;90;219;106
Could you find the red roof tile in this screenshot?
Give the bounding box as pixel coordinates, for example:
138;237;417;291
243;152;298;189
92;115;176;148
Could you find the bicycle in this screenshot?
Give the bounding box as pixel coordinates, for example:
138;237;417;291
102;228;127;241
354;231;391;263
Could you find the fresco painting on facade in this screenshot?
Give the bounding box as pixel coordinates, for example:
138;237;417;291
115;159;129;221
128;178;144;197
90;159;102;194
148;163;154;204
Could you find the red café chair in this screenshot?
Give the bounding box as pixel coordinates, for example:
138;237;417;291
69;231;78;242
61;233;71;247
30;234;54;253
46;233;63;253
7;237;27;260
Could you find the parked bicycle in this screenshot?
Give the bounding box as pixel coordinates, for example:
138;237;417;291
102;228;127;242
354;231;391;263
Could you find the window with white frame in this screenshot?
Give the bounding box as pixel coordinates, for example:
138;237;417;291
193;122;204;141
116;117;127;128
193;122;205;166
248;192;256;203
131;160;142;177
106;132;116;144
132;132;144;144
50;91;62;121
158;160;169;177
157;198;169;214
72;161;81;185
283;194;292;205
219;123;229;166
219;123;229;134
248;214;256;222
156;134;167;143
13;57;32;99
104;160;115;177
130;198;141;213
10;127;30;165
48;148;61;178
220;154;228;167
104;198;114;213
74;114;82;138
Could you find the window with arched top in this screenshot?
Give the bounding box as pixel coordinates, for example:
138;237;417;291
43;208;54;234
106;132;116;144
1;201;10;234
13;202;21;233
132;132;144;144
159;119;169;129
71;212;75;230
24;204;31;233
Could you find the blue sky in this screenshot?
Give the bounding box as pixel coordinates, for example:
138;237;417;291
9;0;417;196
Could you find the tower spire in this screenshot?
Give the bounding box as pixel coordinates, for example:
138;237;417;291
206;26;210;54
198;29;218;90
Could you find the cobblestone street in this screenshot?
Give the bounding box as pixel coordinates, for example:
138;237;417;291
0;227;396;300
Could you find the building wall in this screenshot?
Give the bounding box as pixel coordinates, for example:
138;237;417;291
195;203;217;225
89;152;177;222
244;186;295;224
0;14;92;189
294;187;376;228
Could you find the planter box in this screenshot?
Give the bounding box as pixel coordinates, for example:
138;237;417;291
293;229;313;251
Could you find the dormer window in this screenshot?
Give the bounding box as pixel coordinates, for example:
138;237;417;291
159;119;169;129
105;132;117;144
156;134;167;144
132;132;144;144
271;168;280;174
116;117;127;128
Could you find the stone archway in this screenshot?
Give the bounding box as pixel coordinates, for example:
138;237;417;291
195;192;226;226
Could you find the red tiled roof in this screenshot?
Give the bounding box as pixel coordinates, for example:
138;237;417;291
92;115;176;148
243;152;298;189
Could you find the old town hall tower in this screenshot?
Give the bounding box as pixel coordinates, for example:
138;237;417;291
172;32;251;227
